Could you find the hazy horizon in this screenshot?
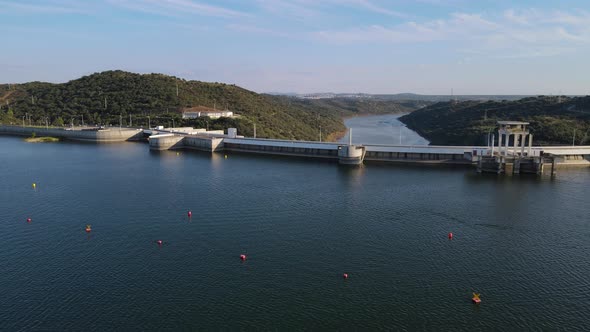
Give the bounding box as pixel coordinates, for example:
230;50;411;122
1;0;590;95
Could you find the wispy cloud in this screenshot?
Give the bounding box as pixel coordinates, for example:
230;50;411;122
254;0;319;19
313;9;590;58
108;0;249;18
0;0;89;14
253;0;407;20
226;24;291;38
334;0;407;18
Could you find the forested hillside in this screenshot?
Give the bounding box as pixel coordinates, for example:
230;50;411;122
0;70;422;141
400;96;590;146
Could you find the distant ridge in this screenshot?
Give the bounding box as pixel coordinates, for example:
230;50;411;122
270;92;532;102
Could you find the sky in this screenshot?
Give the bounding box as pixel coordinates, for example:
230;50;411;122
1;0;589;95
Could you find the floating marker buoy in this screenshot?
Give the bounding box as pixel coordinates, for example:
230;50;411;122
32;183;36;189
240;254;246;261
472;293;481;304
156;240;163;245
176;152;180;156
343;273;349;279
85;224;92;233
26;218;32;223
448;232;453;240
224;155;227;159
188;211;192;218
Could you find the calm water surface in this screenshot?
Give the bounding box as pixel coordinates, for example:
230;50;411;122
1;119;589;330
340;114;429;145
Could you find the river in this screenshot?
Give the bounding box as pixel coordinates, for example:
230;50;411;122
0;115;589;330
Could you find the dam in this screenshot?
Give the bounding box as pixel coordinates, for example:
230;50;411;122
1;122;589;173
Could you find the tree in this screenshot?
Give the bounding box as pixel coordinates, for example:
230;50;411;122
53;116;64;127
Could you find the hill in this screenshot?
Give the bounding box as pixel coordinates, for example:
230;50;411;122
399;96;590;146
0;70;423;141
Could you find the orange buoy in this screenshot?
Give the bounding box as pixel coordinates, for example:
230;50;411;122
240;254;246;261
343;273;349;279
448;232;453;240
156;240;163;245
472;293;481;304
26;218;32;223
85;224;92;233
188;211;192;218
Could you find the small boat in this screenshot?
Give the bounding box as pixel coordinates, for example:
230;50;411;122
85;225;92;233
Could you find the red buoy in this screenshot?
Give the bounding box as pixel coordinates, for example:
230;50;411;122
188;211;192;218
240;254;246;261
156;240;163;245
472;293;481;304
448;232;453;240
343;273;349;279
26;218;32;223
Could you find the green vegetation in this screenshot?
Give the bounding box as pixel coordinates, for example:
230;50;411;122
0;70;422;141
24;136;60;143
400;96;590;146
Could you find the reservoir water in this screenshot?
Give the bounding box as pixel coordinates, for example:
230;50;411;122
1;116;589;330
339;114;429;145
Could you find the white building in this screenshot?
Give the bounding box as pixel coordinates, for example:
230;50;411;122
182;106;234;119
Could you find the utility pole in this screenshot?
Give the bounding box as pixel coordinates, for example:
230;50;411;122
104;96;107;109
254;123;257;138
319;125;322;142
399;125;403;145
176;80;179;97
81;114;84;127
119;114;122;129
45;117;48;129
172;118;175;128
22;115;25;127
573;128;576;146
129;114;132;127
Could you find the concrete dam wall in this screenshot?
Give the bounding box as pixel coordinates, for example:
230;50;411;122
0;125;144;142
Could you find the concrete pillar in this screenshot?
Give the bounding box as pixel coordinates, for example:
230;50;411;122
513;133;518;156
498;130;502;155
521;134;526;156
491;134;495;155
528;134;533;156
506;133;511;156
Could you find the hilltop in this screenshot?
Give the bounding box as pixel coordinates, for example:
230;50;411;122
0;70;422;141
399;96;590;146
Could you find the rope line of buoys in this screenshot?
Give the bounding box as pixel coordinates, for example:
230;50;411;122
20;195;482;307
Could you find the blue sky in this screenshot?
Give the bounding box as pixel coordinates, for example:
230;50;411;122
1;0;589;94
